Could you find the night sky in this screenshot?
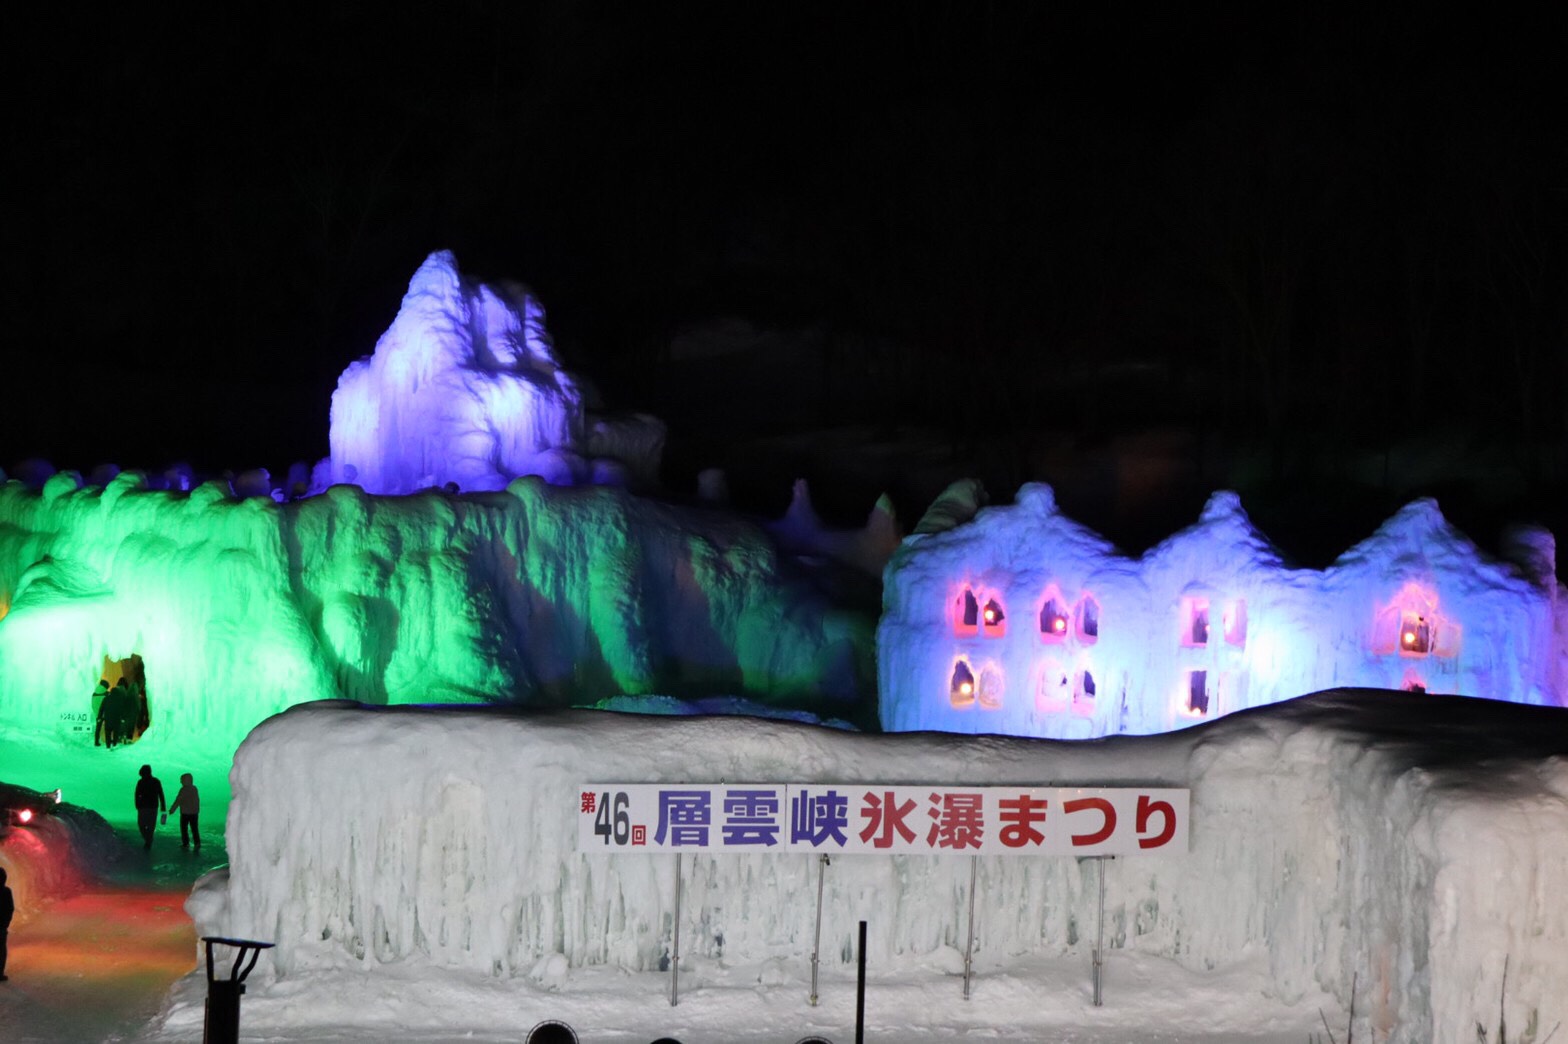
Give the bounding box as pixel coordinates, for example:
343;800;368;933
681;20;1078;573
6;6;1566;548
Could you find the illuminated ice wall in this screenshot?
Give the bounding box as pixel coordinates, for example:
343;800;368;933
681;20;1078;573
327;251;664;494
879;484;1565;737
0;473;872;744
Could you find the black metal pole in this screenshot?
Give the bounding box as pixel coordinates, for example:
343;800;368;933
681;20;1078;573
201;937;273;1044
855;919;867;1044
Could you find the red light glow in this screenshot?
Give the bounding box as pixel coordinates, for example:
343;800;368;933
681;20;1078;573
1402;631;1415;646
1052;616;1066;633
18;807;34;823
983;608;996;623
959;681;974;696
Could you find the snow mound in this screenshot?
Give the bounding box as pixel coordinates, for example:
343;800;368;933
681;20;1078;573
200;692;1568;1044
0;784;124;914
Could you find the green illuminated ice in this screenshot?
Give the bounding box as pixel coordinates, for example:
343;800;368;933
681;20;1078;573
0;472;874;756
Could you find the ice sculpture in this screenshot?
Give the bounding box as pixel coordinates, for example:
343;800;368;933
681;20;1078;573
327;251;663;494
879;483;1565;738
0;473;873;745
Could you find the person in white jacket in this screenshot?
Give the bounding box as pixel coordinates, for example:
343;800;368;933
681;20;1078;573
170;773;201;849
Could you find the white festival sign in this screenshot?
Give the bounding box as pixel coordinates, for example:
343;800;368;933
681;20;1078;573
578;784;1187;856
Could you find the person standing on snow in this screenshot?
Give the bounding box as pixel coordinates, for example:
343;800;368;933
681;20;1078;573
170;773;201;849
91;679;110;745
134;764;166;849
112;679;137;745
100;679;131;748
0;865;13;981
133;680;150;740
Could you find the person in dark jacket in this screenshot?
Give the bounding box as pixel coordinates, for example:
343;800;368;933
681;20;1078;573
134;681;150;739
134;764;166;849
97;680;124;748
91;679;110;746
170;773;201;849
1;864;14;980
112;679;137;746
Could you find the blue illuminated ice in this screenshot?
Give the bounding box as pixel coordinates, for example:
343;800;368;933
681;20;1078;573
879;483;1564;738
327;251;663;495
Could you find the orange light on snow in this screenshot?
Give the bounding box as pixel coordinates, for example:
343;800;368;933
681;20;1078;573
959;681;974;696
1403;631;1416;646
984;608;996;623
1052;616;1067;633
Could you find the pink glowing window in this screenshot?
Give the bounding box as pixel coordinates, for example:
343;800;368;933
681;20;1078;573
954;588;980;636
978;663;1004;710
1399;612;1432;656
1040;595;1070;643
1076;595;1100;643
980;597;1007;638
949;661;976;708
1373;588;1461;659
1223;600;1246;647
1181;598;1210;647
1186;670;1210;716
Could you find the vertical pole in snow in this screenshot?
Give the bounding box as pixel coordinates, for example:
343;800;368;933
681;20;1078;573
810;854;829;1006
670;852;683;1007
1092;856;1107;1007
855;919;867;1044
962;855;978;1000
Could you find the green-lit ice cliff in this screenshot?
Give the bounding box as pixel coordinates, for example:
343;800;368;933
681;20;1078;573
0;471;874;745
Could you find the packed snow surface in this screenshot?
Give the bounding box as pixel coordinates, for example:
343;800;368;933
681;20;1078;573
165;691;1568;1043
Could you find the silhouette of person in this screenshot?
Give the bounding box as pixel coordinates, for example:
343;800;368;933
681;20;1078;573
0;864;13;981
171;773;201;849
112;679;137;746
99;679;130;748
134;681;150;740
134;764;166;850
91;679;110;745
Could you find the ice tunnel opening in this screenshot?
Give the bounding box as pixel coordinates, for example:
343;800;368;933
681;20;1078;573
94;653;150;748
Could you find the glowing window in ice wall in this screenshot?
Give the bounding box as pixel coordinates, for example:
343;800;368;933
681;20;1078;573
1073;669;1097;713
981;597;1007;638
1076;594;1100;643
1399;611;1432;656
1181;598;1210;647
949;660;976;708
1373;584;1460;659
1039;589;1070;643
1186;669;1210;716
953;588;979;636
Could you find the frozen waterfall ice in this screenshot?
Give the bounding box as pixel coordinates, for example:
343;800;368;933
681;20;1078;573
327;251;663;495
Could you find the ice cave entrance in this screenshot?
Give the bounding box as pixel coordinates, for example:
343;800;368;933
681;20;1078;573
94;653;150;747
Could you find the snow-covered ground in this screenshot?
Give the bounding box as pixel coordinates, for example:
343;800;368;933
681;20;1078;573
142;948;1328;1042
134;690;1568;1044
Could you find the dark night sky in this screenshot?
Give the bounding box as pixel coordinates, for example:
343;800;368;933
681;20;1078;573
5;5;1567;542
